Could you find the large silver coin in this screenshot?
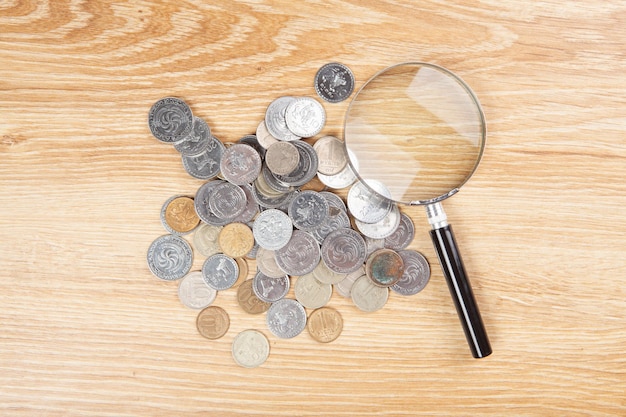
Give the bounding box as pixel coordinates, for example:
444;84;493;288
265;141;300;176
252;270;290;303
288;190;329;231
194;180;229;226
321;228;367;274
317;148;358;189
354;203;401;239
272;140;318;187
384;212;415;251
174;116;211;156
314;62;355;103
147;234;193;281
220;143;262;185
253;209;293;251
182;136;224;180
232;329;270;368
177;271;217;309
309;206;351;244
347;179;393;224
208;182;247;221
201;253;239;291
265;96;300;141
231;183;259;223
266;298;307;339
275;230;320;276
391;250;431;296
148;97;193;143
284;97;326;138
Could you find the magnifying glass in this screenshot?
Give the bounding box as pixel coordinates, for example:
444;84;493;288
344;62;492;358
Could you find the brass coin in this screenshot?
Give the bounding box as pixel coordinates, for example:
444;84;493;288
232;257;249;288
236;279;271;314
218;222;254;258
365;248;404;287
307;307;343;343
165;196;200;233
196;306;230;340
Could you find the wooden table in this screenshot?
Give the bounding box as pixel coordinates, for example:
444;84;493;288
1;1;624;415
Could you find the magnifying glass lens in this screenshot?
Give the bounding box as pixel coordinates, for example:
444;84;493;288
344;63;485;204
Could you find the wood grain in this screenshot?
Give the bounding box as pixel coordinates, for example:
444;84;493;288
1;1;625;415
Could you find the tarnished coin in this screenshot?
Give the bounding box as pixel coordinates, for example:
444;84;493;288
148;97;193;143
347;179;393;224
294;272;332;309
266;298;307;339
384;212;415;251
252;270;290;303
354;203;401;239
307;307;343;343
218;222;254;258
351;275;389;312
256;120;280;149
202;254;239;291
275;230;320;276
288;190;329;231
232;329;270;368
161;195;200;235
194;180;229;226
285;97;326;138
181;136;225;180
317;148;358;189
192;223;222;257
321;228;367;274
314;62;355;103
365;248;404;287
252;209;293;250
237;279;271;314
265;141;300;175
256;247;286;278
147;234;193;281
219;143;262;185
391;250;431;296
196;306;230;340
209;182;247;221
265;96;300;141
174;116;211;156
178;271;217;309
335;266;365;298
272;140;318;187
313;135;347;175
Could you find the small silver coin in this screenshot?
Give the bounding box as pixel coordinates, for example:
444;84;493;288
284;97;326;138
272;140;318;187
148;97;193;143
182;136;225;180
253;208;293;251
347;179;393;224
194;180;230;226
232;329;270;368
220;143;262;185
314;62;355;103
266;298;307;339
275;230;320;276
208;182;247;221
202;253;239;291
384;212;415;251
354;203;401;239
321;228;367;274
294;272;332;309
174;116;211;156
252;270;290;303
147;234;193;281
288;190;329;231
177;271;217;309
265;96;300;141
391;250;431;296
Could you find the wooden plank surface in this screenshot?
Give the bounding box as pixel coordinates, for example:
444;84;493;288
1;1;624;415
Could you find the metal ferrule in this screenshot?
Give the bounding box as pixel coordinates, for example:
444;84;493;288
425;202;449;229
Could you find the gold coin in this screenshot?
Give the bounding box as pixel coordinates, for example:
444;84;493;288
236;279;271;314
307;307;343;343
218;222;254;258
165;196;200;233
196;306;230;340
232;257;249;288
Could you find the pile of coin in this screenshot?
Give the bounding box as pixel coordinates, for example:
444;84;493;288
146;64;431;368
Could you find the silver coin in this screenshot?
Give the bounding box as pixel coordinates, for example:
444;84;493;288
312;257;347;285
238;134;266;160
288;190;329;231
208;182;247;221
347;179;393;223
321;228;367;274
313;135;347;175
252;270;290;303
275;230;320;276
174;116;211;156
391;250;431;296
364;236;385;257
192;223;222;257
147;234;193;281
202;253;239;291
232;329;270;368
317;148;358;189
231;183;260;223
265;96;300;141
284;97;326;138
219;143;262;185
266;298;307;339
354;203;401;239
351;274;389;312
182;136;225;180
265;141;300;176
252;183;295;209
272;140;318;187
148;97;193;143
256;247;286;278
320;191;346;212
309;206;351;244
262;163;292;193
294;272;332;309
335;266;365;298
177;271;217;309
314;62;355;103
194;180;229;226
255;120;279;149
384;212;415;250
253;208;293;250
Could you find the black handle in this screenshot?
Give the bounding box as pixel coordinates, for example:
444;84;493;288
430;225;492;358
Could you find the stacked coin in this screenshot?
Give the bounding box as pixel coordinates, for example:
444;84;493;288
146;66;430;367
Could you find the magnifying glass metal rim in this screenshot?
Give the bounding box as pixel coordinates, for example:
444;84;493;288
343;61;487;206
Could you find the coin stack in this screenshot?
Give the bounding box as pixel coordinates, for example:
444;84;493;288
146;64;431;368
